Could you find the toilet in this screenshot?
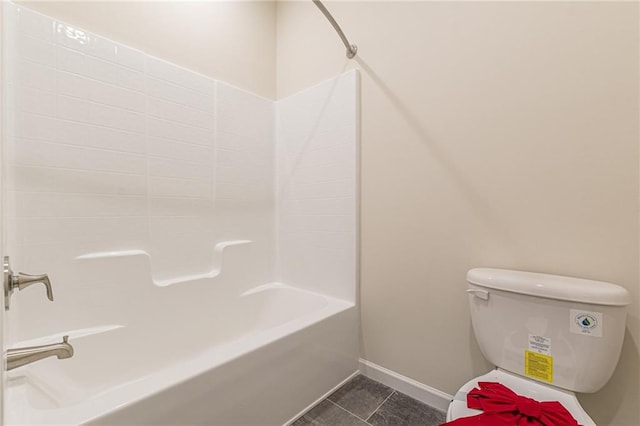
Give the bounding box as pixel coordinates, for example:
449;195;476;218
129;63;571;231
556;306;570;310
446;268;631;425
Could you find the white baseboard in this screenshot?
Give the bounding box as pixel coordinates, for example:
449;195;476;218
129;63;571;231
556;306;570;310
359;358;453;412
283;370;360;426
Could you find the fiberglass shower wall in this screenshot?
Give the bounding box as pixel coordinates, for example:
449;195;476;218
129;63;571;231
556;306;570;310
3;3;275;342
276;72;359;302
3;3;357;345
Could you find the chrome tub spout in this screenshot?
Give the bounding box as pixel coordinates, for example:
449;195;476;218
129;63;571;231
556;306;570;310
6;335;74;371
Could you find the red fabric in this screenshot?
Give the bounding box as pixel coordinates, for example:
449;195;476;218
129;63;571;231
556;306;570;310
441;382;582;426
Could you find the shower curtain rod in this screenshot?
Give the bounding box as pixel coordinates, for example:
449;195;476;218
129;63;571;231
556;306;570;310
312;0;358;59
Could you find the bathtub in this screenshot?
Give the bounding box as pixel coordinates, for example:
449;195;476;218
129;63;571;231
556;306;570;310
6;283;358;425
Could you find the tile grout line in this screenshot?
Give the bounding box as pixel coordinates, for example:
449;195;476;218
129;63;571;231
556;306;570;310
364;390;396;423
325;399;371;425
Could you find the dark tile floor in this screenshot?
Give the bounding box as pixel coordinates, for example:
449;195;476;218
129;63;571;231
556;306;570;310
292;375;446;426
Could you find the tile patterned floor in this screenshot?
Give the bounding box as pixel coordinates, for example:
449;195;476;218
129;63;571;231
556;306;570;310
292;375;447;426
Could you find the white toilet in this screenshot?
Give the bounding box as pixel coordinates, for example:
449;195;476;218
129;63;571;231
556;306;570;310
446;268;631;425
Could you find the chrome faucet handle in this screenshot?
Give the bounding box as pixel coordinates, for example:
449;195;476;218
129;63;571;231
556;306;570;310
4;256;54;310
13;272;54;301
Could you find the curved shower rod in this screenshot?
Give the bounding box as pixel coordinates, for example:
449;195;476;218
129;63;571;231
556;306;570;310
312;0;358;59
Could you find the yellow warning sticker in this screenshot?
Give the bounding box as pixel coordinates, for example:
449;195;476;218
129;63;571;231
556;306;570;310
525;350;553;383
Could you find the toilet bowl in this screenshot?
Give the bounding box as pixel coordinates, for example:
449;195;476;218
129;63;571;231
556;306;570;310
446;369;594;425
446;268;631;424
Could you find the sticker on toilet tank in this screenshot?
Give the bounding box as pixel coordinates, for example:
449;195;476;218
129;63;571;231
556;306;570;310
525;350;553;383
528;335;551;355
570;309;603;337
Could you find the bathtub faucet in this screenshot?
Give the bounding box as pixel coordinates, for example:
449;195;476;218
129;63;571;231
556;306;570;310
6;335;74;371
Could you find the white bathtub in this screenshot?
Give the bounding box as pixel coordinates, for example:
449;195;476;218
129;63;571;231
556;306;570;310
6;283;358;425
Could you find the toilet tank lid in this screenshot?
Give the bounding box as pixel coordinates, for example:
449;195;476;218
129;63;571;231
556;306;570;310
467;268;631;306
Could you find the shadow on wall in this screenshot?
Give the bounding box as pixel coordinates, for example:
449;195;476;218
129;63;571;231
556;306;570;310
578;322;640;425
277;77;338;187
467;321;493;376
353;56;512;246
277;58;352;188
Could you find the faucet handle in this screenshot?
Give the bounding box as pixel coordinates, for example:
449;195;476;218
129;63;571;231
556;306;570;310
4;256;54;310
13;272;54;301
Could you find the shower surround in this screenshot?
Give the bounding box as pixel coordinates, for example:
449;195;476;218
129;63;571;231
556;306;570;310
3;3;359;425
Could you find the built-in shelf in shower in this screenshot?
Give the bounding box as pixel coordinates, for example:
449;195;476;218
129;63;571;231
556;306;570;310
75;240;252;287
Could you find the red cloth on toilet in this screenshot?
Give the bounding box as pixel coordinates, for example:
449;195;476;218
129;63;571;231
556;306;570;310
441;382;582;426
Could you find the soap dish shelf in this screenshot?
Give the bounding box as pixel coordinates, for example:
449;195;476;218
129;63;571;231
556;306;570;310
75;240;252;287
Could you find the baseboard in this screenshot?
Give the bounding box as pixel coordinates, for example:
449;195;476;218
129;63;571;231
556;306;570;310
359;358;453;412
283;370;360;426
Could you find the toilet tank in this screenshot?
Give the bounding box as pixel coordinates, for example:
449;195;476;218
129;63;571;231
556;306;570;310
467;268;630;393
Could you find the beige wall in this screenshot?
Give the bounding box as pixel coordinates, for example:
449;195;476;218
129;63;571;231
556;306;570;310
277;1;639;424
18;1;277;99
